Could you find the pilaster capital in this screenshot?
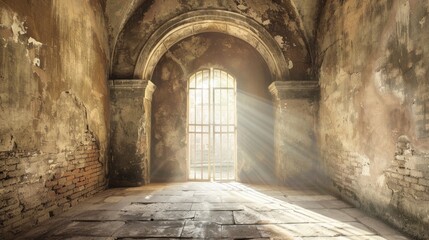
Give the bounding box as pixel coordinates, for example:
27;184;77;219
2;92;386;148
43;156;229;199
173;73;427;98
268;81;319;101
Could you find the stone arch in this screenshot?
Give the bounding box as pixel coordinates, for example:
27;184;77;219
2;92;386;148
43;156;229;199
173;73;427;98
133;10;289;82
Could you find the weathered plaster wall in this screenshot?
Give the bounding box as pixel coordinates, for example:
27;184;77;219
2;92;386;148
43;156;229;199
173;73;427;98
151;32;275;183
317;0;429;238
112;0;312;80
0;0;109;237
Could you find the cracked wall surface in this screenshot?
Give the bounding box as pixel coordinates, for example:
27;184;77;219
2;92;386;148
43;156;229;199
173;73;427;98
317;0;429;238
0;0;110;237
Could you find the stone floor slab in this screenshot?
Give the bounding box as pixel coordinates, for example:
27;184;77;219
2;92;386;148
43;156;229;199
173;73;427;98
45;237;115;240
304;208;356;222
286;195;337;202
122;202;192;212
181;221;222;238
113;220;185;238
341;207;367;219
16;216;72;239
290;201;325;209
222;224;261;238
191;202;244;211
245;202;291;211
194;210;234;224
52;221;124;237
318;200;352;209
72;210;128;221
153;210;195;220
357;216;403;236
258;222;374;237
233;209;273;224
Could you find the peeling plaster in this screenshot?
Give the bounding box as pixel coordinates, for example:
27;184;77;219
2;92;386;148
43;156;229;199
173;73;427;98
419;16;426;28
33;57;40;67
361;155;370;176
288;60;294;69
28;37;42;48
274;35;285;49
376;174;386;187
11;13;26;43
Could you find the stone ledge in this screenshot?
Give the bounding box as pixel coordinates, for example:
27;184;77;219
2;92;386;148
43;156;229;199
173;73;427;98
269;81;319;100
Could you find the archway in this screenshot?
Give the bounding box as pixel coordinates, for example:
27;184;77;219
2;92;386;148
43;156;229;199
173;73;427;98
109;7;317;187
150;32;275;183
133;10;289;82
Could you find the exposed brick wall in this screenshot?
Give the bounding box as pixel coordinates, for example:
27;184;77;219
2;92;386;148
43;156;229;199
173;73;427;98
0;133;106;237
321;148;363;203
385;136;429;201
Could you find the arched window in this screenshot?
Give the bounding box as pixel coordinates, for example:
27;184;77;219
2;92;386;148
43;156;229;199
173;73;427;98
188;69;236;181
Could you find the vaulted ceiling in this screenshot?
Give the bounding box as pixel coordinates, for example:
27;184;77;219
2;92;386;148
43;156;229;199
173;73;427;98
104;0;323;80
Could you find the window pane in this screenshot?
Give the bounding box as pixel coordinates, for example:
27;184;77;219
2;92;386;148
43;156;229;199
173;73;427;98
213;69;220;88
221;71;228;88
188;69;236;181
190;74;196;88
189;125;195;132
196;72;202;88
227;74;234;88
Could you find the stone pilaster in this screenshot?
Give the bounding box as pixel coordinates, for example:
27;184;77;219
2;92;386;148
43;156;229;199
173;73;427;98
269;81;320;185
109;79;156;186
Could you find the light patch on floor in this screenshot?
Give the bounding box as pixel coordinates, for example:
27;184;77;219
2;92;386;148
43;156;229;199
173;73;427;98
17;182;410;239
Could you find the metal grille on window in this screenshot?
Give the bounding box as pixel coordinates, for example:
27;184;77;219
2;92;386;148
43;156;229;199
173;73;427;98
188;69;236;181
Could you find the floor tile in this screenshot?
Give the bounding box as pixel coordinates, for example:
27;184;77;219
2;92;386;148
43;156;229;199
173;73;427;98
194;210;234;224
222;225;261;238
113;220;185;238
153;210;195;220
191;202;244;211
52;221;124;237
181;221;222;238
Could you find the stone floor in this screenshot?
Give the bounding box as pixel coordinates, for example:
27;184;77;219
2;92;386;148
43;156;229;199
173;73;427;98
17;182;410;239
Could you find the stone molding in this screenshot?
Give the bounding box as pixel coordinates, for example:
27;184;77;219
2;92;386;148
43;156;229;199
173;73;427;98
269;81;319;100
108;79;150;89
144;81;156;101
133;10;289;81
